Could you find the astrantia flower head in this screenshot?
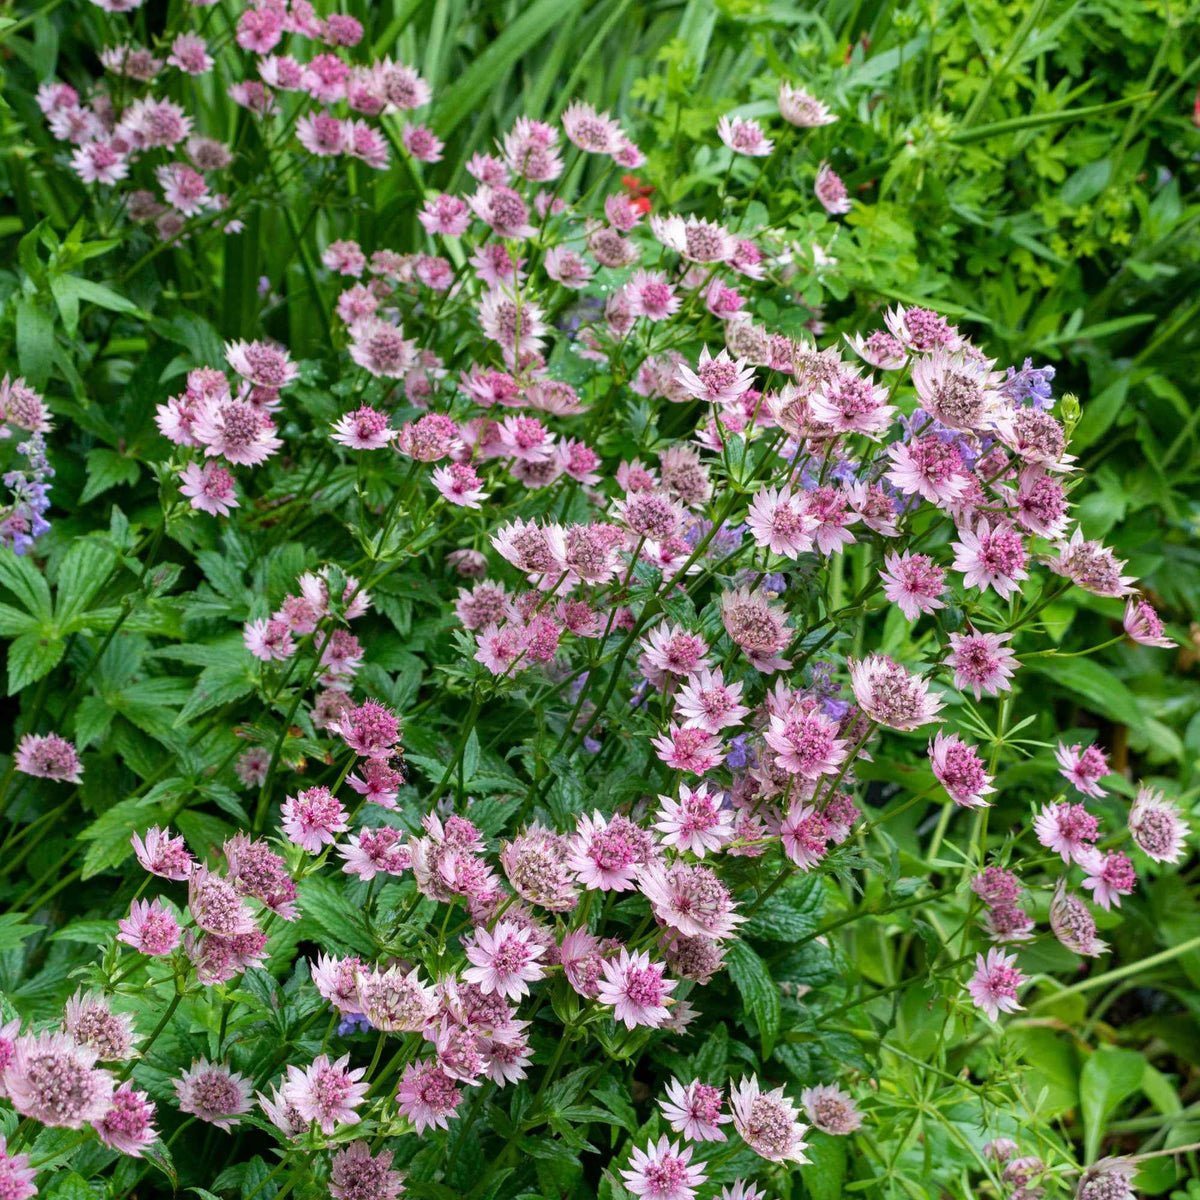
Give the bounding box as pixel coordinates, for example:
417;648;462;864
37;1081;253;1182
192;395;283;466
779;804;830;871
118;897;181;956
675;668;750;734
745;486;816;558
463;921;546;999
879;551;946;621
848;655;943;731
730;1076;810;1163
884;305;960;353
179;460;239;516
568;810;656;892
188;865;259;936
597;949;677;1028
0;1136;36;1200
801;1082;864;1135
946;630;1020;700
1128;785;1187;863
765;703;848;779
500;826;578;911
650;213;736;264
329;1141;404;1200
1079;849;1136;911
621;1136;707;1200
354;965;437;1031
281;786;349;852
651;724;726;775
174;1059;252;1130
814;161;851;213
721;587;792;672
717;114;773;156
280;1053;368;1134
929;731;995;807
1047;526;1137;598
13;731;83;782
562;100;622;153
1033;801;1099;865
638;861;743;939
1049;879;1108;957
5;1032;115;1128
1076;1157;1139;1200
224;339;297;389
659;1078;730;1141
62;990;138;1061
338;699;402;759
1123;597;1173;647
885;435;970;506
654;784;733;856
94;1081;157;1157
951;519;1029;599
966;948;1025;1021
333;406;395;450
131;825;193;880
1055;741;1110;797
395;1058;462;1134
777;82;837;127
676;345;755;405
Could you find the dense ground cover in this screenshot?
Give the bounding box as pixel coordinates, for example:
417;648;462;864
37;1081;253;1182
0;3;1198;1200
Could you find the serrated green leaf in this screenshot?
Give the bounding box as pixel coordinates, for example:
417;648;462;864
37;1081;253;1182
726;940;781;1057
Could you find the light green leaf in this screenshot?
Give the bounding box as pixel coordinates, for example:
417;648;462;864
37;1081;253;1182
0;913;41;952
0;546;52;618
7;629;65;694
55;538;118;626
725;941;780;1057
1080;1047;1144;1163
1026;658;1147;734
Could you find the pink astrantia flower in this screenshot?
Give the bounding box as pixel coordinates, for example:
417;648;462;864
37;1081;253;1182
946;630;1020;700
779;804;830;871
626;269;681;321
355;965;437;1031
659;1078;730;1141
651;724;726;775
621;1136;708;1200
281;786;349;852
244;617;296;661
848;655;944;731
801;1083;863;1135
676;346;755;405
879;551;946;621
650;213;736;264
131;825;193;880
329;1142;404;1200
281;1054;369;1134
0;1136;36;1200
717;114;773;157
1079;850;1136;911
463;922;546;1000
118;898;181;956
174;1059;253;1130
655;784;733;857
1047;526;1137;598
4;1032;115;1128
638;862;743;939
332;406;395;450
951;519;1029;599
562;100;622;153
1055;741;1110;798
597;949;677;1029
337;700;402;759
675;668;750;734
567;811;655;892
745;487;816;558
1123;597;1173;647
338;827;410;881
1033;802;1100;865
13;731;83;782
809;371;894;437
93;1081;157;1157
885;435;970;506
1049;879;1108;957
395;1058;462;1134
640;623;711;678
192;396;283;466
929;731;995;808
764;704;848;779
966;949;1025;1021
188;865;259;936
177;454;240;515
729;1077;810;1163
778;82;837;127
1128;786;1187;863
814;161;851;213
